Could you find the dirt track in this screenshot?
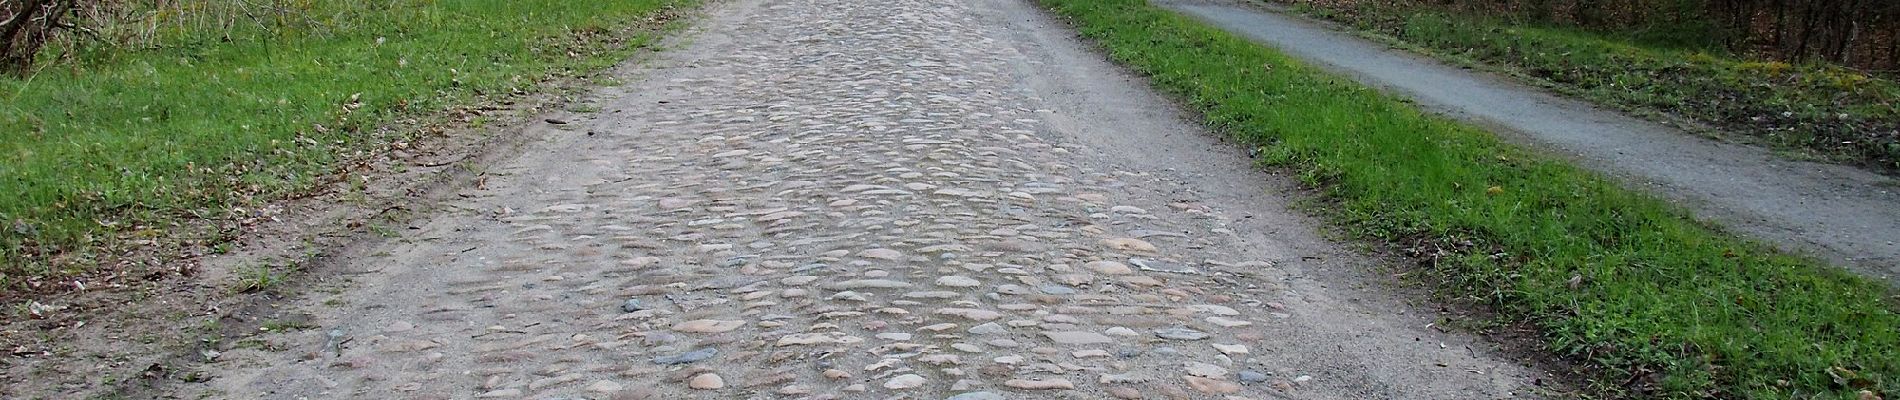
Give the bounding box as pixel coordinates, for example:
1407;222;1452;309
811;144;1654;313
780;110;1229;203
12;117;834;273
145;0;1559;398
1162;0;1900;284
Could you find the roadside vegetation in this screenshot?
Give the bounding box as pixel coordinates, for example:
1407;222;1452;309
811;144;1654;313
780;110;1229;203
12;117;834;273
1037;0;1898;398
0;0;688;293
1274;0;1900;173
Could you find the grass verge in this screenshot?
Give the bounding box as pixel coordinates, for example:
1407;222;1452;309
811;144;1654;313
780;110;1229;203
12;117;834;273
1278;1;1900;173
0;0;692;292
1036;0;1899;398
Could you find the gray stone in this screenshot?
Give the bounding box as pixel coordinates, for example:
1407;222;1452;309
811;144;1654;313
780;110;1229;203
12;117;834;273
968;322;1007;335
937;276;982;287
885;374;927;389
1129;258;1200;274
1044;331;1114;344
1239;370;1269;383
621;298;646;312
1154;327;1210;341
1185;362;1229;378
946;392;1006;400
1116;347;1143;358
827;279;912;289
652;348;717;365
1038;284;1077;295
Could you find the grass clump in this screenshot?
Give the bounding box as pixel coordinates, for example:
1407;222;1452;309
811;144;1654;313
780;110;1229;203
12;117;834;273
1287;3;1900;172
1036;0;1899;398
0;0;691;291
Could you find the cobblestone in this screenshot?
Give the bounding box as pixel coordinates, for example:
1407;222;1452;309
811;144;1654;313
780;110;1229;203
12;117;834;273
188;0;1547;398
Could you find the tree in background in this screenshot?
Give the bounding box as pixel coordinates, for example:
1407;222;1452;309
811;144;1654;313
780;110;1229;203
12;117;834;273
1313;0;1900;72
1;0;79;76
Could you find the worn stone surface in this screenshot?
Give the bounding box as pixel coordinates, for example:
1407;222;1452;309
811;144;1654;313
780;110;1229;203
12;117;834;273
178;0;1549;399
1185;376;1240;394
1005;378;1078;390
671;319;745;333
688;373;725;390
885;374;928;389
1044;331;1115;345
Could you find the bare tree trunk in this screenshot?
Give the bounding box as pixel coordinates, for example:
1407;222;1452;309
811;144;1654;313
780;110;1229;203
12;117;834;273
1840;17;1860;66
1830;0;1858;65
1769;0;1787;53
1888;25;1899;71
0;0;77;77
1730;0;1756;52
1793;0;1819;62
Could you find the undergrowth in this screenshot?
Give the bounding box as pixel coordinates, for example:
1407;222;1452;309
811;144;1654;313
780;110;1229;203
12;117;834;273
0;0;692;292
1289;2;1900;173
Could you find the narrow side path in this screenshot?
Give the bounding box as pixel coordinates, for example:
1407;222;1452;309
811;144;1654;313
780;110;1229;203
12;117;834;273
172;0;1553;398
1161;0;1900;283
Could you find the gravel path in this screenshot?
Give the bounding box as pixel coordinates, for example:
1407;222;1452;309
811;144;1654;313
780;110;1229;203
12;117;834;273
1161;0;1900;284
180;0;1549;398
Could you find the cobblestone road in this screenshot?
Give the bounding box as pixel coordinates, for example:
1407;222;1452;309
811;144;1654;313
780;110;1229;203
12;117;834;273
190;0;1550;398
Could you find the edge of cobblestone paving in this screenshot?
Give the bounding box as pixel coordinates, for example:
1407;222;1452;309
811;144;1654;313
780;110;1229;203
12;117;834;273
984;0;1591;397
0;5;725;400
157;3;748;396
124;0;1574;398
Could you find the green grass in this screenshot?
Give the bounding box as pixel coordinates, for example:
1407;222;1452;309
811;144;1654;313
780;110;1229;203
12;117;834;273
1288;2;1900;172
0;0;689;289
1036;0;1899;398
